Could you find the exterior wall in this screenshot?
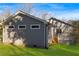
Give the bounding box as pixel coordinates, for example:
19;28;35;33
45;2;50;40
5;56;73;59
3;14;48;48
58;27;75;45
3;25;13;44
48;27;58;44
48;27;53;44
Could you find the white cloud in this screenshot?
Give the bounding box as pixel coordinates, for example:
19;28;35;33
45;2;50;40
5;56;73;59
49;9;79;20
58;11;79;20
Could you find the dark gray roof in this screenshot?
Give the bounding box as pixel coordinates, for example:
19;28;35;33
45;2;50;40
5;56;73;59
4;10;48;24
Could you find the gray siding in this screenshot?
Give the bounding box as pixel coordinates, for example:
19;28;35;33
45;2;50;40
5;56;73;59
5;14;48;48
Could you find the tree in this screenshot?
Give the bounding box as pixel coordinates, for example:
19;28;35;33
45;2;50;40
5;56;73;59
18;3;33;14
40;11;48;19
39;10;52;20
68;20;79;43
4;7;11;18
0;6;12;22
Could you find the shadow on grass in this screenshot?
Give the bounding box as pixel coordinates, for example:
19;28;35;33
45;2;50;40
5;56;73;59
9;44;40;56
3;44;79;56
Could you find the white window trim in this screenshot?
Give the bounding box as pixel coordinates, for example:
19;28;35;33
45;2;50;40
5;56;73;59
18;25;26;29
30;24;40;29
8;25;15;29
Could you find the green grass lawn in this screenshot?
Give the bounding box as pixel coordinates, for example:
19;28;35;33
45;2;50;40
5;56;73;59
0;44;79;56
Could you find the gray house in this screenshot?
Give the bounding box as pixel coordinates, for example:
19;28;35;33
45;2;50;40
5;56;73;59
3;10;49;48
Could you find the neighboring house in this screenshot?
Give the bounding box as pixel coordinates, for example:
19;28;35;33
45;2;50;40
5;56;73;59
58;28;75;45
57;25;75;45
48;17;75;45
3;10;49;48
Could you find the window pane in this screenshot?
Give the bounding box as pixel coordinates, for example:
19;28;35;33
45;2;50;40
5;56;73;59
9;25;14;28
30;24;40;29
32;26;39;28
19;26;25;28
19;25;26;29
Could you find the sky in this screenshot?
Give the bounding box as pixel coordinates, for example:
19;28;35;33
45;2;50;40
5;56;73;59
0;3;79;20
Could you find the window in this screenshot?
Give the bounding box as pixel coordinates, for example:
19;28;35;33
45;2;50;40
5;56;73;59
18;25;26;29
30;24;40;29
9;25;15;29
